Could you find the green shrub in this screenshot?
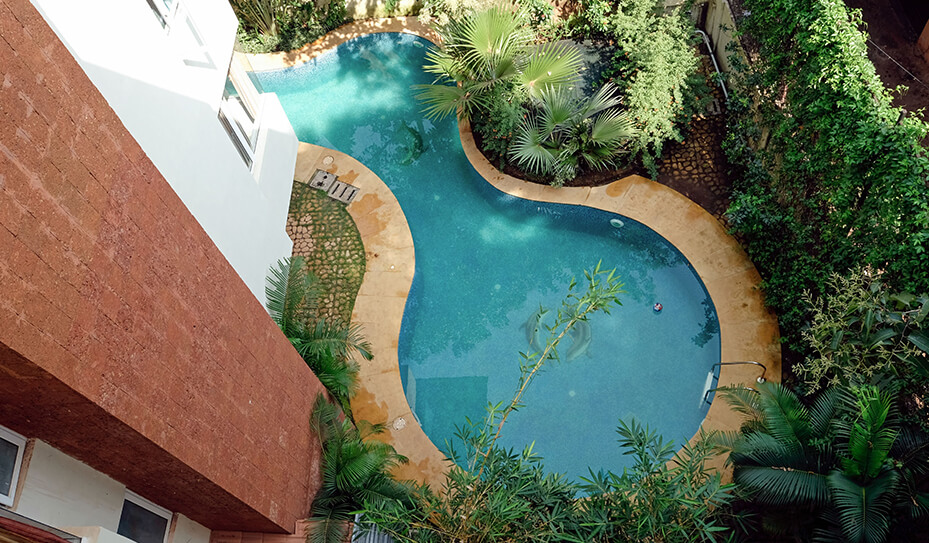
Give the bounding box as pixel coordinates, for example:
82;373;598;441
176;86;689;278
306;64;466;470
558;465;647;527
724;0;929;363
575;0;701;175
234;0;349;54
471;85;527;169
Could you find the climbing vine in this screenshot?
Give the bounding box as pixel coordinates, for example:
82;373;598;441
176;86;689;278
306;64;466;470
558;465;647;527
724;0;929;360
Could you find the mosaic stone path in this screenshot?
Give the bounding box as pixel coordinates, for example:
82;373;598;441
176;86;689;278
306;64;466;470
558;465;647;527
657;51;732;221
286;182;366;324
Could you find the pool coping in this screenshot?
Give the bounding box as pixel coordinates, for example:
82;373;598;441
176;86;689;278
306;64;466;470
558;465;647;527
262;19;782;486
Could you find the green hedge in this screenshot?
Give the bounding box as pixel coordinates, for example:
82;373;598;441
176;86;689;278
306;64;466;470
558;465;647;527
724;0;929;360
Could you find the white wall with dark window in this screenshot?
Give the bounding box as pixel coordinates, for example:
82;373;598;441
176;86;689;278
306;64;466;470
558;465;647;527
28;0;299;305
5;438;209;543
0;426;26;507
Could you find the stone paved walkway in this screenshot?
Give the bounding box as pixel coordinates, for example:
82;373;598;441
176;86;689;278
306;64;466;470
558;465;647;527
286;183;366;324
657;51;732;221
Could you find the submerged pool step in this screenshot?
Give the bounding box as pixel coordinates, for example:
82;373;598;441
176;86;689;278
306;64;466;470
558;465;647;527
327;179;359;204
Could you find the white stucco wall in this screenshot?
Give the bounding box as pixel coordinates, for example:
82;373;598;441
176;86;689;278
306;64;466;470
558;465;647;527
29;0;297;304
14;441;210;543
16;441;125;531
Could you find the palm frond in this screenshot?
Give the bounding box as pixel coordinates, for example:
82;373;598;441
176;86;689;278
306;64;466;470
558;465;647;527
757;381;812;450
580;82;623;118
589;109;637;146
458;6;529;79
734;465;830;506
510;118;556;175
519;42;583;99
413;83;471;120
827;469;898;543
265;256;318;336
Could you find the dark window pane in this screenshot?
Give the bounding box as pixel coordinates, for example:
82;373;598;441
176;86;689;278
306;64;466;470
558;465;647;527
117;500;168;543
0;437;18;496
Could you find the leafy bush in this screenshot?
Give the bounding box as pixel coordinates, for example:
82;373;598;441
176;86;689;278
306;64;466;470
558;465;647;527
724;0;929;362
720;383;929;542
470;84;527;168
234;0;349;54
358;265;736;542
574;0;701;175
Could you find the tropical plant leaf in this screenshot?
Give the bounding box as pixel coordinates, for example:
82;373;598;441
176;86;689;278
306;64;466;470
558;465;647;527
734;465;830;505
510;118;556;174
413;83;471;120
265;256;318;336
827;470;898;543
519;41;583;99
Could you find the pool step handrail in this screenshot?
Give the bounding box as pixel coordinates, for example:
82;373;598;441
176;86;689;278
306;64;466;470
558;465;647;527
711;360;767;383
704;385;758;405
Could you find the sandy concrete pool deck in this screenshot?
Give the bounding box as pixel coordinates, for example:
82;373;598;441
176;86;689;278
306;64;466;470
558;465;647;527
254;18;782;487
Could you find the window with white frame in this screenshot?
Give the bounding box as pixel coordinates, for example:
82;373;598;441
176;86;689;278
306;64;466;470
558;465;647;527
145;0;178;29
0;426;26;507
219;59;262;169
117;491;172;543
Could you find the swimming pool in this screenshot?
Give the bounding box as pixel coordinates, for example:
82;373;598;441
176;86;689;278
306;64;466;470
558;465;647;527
254;32;720;480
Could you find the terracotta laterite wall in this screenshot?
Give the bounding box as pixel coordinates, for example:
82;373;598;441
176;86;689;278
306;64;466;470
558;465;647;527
0;0;324;532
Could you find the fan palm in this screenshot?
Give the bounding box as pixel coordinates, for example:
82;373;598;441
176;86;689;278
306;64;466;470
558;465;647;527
265;257;373;414
719;383;929;542
414;5;583;120
309;395;412;543
510;83;638;183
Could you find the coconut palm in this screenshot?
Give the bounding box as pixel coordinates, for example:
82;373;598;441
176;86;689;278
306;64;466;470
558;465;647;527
509;83;638;184
414;4;583;120
309;394;412;543
719;382;929;542
265;257;372;415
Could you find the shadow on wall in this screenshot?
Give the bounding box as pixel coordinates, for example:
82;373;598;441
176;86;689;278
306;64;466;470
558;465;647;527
318;0;423;20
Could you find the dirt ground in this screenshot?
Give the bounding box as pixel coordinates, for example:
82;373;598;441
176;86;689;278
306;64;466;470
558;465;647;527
846;0;929;116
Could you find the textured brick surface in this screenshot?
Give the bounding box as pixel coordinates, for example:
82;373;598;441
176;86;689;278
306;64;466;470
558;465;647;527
0;0;324;532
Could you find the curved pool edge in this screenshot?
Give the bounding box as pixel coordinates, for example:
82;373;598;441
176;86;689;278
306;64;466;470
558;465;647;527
457;117;782;470
292;143;451;487
272;27;782;486
241;17;439;71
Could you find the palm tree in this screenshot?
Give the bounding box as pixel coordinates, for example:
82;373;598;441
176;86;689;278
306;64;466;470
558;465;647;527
309;395;412;543
719;382;929;542
266;257;372;415
509;82;638;184
415;5;583;121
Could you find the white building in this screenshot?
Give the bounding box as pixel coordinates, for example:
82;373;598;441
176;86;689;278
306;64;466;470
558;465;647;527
29;0;299;302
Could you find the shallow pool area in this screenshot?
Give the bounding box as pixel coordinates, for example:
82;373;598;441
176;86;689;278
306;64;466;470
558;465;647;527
254;33;721;481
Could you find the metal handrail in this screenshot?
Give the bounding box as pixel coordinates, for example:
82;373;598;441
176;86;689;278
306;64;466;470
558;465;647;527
712;360;767;382
704;385;758;405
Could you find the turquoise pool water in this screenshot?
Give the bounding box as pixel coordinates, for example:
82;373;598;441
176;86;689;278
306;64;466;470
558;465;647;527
255;33;720;480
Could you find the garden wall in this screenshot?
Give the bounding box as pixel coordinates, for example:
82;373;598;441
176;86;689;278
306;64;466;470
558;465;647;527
0;0;325;533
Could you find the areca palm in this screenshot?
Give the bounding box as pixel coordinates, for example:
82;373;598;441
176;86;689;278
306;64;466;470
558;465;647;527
415;5;582;120
266;257;372;414
309;395;412;543
510;83;638;183
720;383;929;542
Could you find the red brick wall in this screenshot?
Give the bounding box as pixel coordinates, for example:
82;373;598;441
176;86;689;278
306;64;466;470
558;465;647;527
0;0;325;532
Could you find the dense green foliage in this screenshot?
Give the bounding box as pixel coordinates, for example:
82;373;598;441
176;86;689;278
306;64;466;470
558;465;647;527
723;0;929;359
266;257;372;415
510;83;637;186
720;383;929;542
572;0;701;174
798;270;929;395
417;0;701;183
309;395;412;543
415;5;582;121
234;0;347;54
358;266;736;542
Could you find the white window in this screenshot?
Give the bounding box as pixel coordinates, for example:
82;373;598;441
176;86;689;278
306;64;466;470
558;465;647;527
0;426;26;507
219;59;263;169
117;491;172;543
145;0;179;29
